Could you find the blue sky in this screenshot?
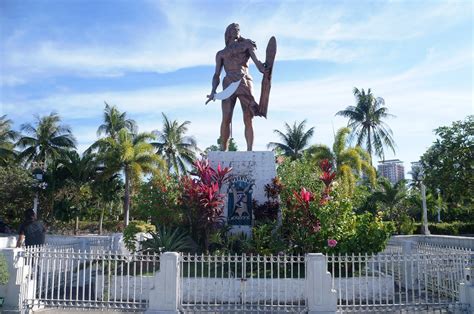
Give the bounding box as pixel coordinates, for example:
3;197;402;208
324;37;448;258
1;0;472;172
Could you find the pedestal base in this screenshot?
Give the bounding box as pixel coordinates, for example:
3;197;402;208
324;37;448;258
207;151;277;235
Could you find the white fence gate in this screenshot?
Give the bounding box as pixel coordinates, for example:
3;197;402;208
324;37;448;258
19;246;159;313
179;253;307;313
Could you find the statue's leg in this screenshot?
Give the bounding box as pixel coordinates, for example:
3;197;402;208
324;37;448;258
220;96;236;151
239;95;255;151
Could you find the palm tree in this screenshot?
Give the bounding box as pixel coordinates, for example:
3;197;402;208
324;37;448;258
267;120;315;160
97;102;137;139
308;127;376;194
0;115;18;166
372;178;408;232
153;113;199;175
96;128;164;226
336;87;396;162
17;113;76;166
56;151;98;234
408;165;423;190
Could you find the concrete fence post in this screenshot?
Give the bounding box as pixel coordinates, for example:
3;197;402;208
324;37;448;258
401;240;418;290
459;253;474;311
146;252;180;314
0;248;30;311
306;253;337;314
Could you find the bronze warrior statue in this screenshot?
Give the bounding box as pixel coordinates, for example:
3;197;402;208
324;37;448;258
206;23;276;151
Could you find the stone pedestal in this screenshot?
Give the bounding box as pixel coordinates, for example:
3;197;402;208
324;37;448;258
207;151;277;235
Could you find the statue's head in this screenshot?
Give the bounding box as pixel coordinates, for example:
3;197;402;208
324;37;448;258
225;23;240;46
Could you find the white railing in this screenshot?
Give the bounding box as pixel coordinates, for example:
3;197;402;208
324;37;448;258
13;247;472;313
19;246;159;313
179;253;307;312
328;251;471;312
44;234;120;252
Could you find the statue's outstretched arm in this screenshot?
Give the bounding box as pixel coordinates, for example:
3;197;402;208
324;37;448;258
206;53;223;104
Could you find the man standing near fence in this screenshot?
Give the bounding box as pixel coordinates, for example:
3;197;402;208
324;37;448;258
16;209;46;247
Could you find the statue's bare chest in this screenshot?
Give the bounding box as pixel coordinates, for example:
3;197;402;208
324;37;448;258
221;43;250;65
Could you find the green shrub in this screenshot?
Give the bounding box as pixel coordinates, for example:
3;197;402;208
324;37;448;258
140;226;196;253
399;215;416;235
250;222;286;255
0;253;9;286
123;220;156;252
412;222;474;235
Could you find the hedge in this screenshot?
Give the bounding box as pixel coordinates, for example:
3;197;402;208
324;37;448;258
413;222;474;235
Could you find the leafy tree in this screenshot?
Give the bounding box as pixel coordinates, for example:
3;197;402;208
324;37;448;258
0;165;35;227
0;115;18;166
308;127;375;194
95;128;164;226
97;102;137;139
267;120;315;160
336;87;396;162
17;113;76;166
421;116;473;210
134;173;182;227
153;113;199;175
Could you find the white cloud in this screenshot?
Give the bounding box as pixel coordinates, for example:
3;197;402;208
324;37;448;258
4;45;471;170
2;0;471;81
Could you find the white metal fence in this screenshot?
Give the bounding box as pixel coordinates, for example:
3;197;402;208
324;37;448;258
179;253;307;313
44;234;119;251
19;246;160;313
12;242;473;313
328;251;471;312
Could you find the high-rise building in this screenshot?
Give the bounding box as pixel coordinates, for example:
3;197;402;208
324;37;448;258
378;159;405;184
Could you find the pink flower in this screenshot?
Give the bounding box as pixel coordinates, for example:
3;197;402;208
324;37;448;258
327;239;337;248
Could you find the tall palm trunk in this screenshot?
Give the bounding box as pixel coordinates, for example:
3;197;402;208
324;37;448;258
99;201;104;235
75;216;79;235
124;166;131;226
367;127;373;166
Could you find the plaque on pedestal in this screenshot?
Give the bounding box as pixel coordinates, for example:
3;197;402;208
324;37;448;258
207;151;277;235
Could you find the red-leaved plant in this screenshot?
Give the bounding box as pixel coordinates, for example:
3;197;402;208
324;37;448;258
181;158;232;252
284;158;338;252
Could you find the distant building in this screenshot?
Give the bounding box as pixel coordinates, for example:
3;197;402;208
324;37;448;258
378;159;405;184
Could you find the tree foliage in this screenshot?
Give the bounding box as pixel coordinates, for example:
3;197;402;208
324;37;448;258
17;113;76;166
0;115;18;166
97;102;137;139
267;120;315;160
95;129;164;226
153;113;199;176
308;127;375;194
421;116;473;209
336;87;396;161
0;165;35;227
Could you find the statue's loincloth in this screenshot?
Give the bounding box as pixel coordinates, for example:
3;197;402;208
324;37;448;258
223;72;255;99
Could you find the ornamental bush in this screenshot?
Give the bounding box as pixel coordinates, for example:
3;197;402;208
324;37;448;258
277;157;392;254
123;220;156;252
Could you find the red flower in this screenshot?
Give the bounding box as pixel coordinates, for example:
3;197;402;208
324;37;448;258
300;187;313;203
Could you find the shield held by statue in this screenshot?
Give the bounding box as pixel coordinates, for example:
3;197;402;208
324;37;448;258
258;36;277;118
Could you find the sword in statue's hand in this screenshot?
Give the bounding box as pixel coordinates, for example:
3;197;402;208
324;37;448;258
205;79;241;104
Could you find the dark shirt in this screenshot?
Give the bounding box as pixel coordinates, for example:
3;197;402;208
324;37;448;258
19;220;46;246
